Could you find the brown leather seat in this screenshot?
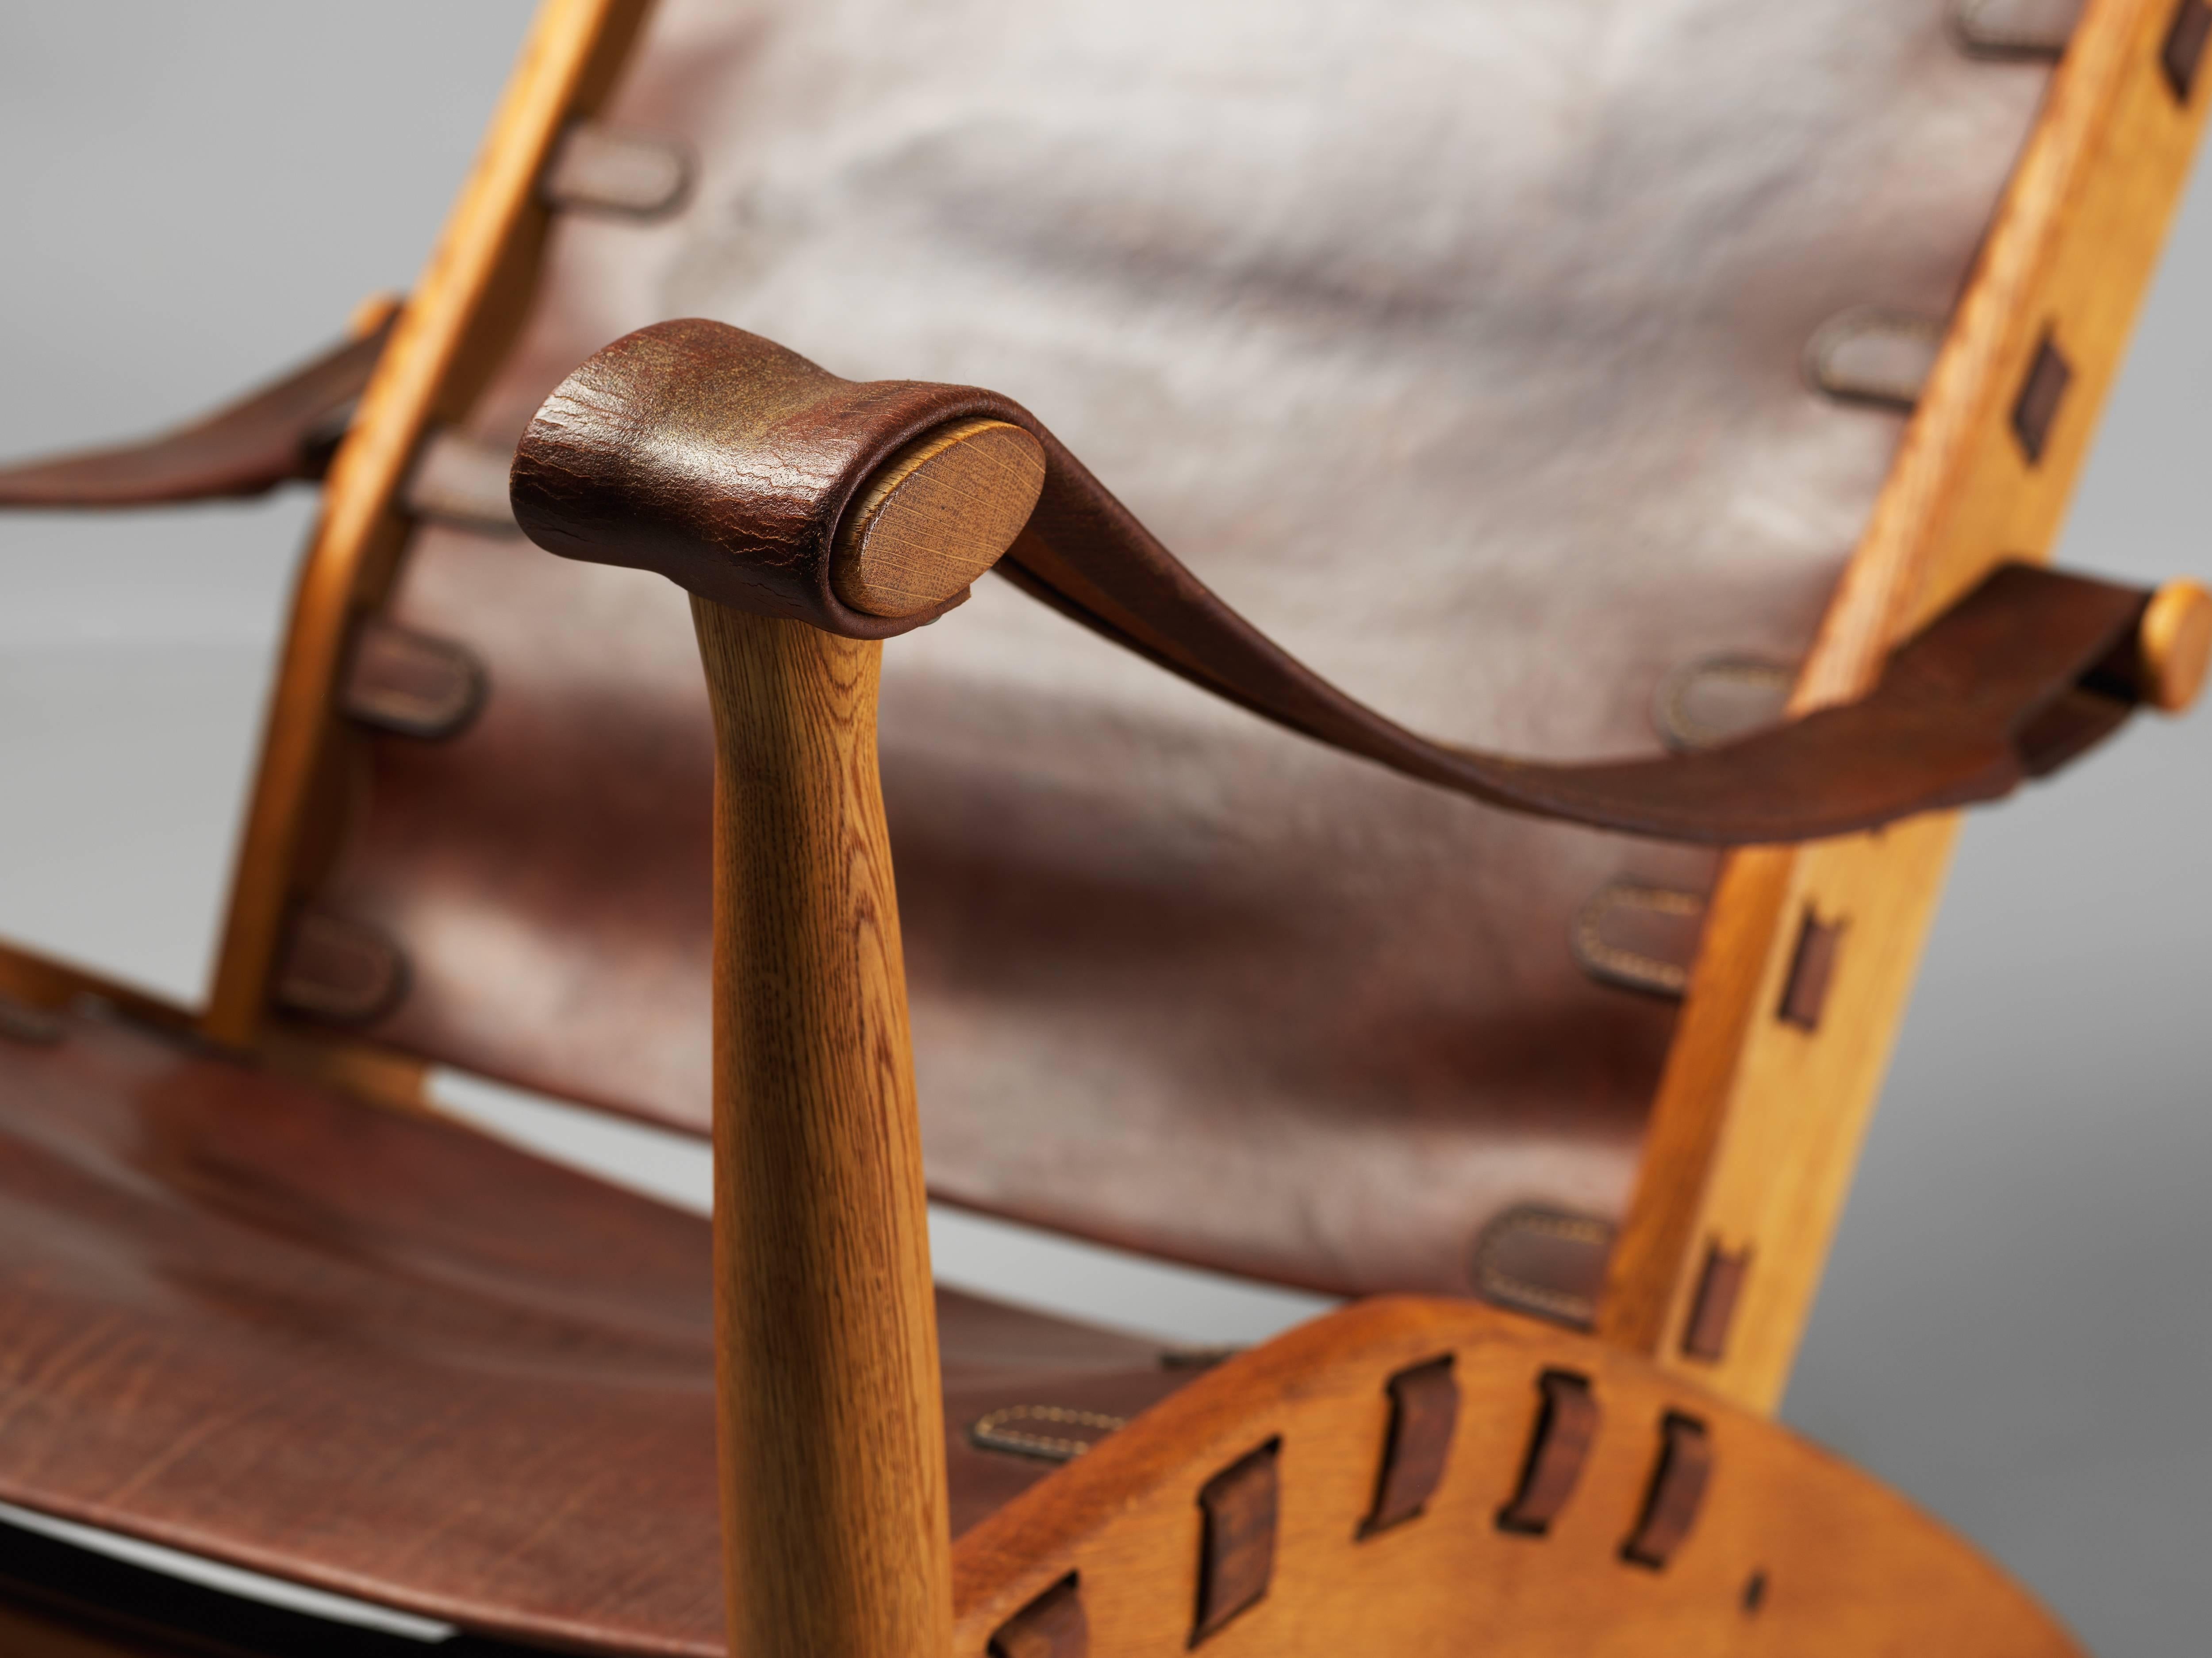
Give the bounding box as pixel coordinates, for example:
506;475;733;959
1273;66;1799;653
0;1006;1187;1654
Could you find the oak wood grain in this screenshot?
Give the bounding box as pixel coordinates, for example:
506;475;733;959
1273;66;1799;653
1603;0;2212;1404
692;599;953;1658
832;418;1047;618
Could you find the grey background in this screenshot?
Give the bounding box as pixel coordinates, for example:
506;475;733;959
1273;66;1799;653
0;6;2205;1652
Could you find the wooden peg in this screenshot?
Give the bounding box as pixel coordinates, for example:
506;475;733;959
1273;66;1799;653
2137;578;2212;713
832;418;1046;618
694;602;952;1658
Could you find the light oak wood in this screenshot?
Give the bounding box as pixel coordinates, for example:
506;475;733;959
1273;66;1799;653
831;418;1047;618
1603;0;2212;1407
692;599;953;1658
953;1297;2079;1658
203;0;654;1048
2140;578;2212;710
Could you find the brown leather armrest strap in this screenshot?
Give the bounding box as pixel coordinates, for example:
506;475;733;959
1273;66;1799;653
513;318;2164;846
0;314;395;508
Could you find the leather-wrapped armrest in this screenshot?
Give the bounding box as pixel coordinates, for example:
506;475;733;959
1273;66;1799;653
510;317;2207;846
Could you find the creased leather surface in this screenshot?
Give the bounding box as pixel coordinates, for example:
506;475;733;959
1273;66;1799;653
0;1011;1187;1655
321;0;2053;1296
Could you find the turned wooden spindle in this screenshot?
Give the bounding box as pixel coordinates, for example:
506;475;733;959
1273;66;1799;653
696;599;949;1658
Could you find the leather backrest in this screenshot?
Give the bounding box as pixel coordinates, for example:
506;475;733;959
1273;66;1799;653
306;0;2054;1297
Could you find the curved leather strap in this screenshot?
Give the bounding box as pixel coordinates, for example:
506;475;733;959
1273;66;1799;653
513;319;2158;846
0;317;394;508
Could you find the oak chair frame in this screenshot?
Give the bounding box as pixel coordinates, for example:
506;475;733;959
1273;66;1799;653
0;0;2206;1653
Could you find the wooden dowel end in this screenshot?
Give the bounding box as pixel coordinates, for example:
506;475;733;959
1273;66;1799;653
832;418;1045;619
2139;578;2212;713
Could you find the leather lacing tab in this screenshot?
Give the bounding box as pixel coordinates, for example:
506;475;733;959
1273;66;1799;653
968;1405;1129;1463
1472;1206;1616;1329
1653;655;1793;752
1571;882;1706;999
1951;0;2084;58
1803;307;1946;410
539;121;695;220
403;430;521;535
273;912;408;1025
342;620;488;741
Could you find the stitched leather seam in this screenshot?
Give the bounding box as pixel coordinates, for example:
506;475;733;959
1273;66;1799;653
970;1405;1130;1462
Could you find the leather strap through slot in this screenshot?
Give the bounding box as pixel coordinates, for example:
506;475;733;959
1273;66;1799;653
1497;1370;1598;1535
1621;1413;1713;1569
1191;1440;1279;1643
1361;1356;1459;1536
988;1575;1087;1658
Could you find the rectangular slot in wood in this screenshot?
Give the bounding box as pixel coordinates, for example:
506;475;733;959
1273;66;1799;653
1192;1439;1280;1643
1360;1355;1459;1537
1496;1370;1598;1535
2165;0;2212;100
1776;909;1847;1032
1680;1243;1751;1363
2011;330;2074;462
989;1574;1086;1658
1621;1413;1713;1569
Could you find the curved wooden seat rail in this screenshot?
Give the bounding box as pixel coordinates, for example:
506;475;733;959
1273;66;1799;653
512;316;2204;847
957;1296;2081;1658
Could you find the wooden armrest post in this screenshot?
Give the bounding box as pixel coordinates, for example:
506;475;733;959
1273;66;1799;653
500;322;1043;1656
694;599;951;1658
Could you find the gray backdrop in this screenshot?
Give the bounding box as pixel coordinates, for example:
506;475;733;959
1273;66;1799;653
0;6;2205;1653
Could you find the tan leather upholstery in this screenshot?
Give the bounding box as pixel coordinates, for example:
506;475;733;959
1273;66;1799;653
310;0;2056;1297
